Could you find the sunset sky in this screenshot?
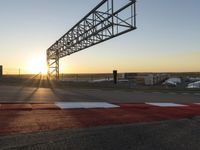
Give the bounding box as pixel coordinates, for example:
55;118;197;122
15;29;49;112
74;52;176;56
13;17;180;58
0;0;199;74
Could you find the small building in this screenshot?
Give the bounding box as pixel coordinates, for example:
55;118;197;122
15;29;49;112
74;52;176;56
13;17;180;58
122;73;168;86
144;74;154;85
122;73;138;79
145;74;168;86
0;65;2;78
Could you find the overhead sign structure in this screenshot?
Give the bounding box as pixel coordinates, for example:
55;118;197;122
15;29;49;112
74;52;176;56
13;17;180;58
47;0;137;79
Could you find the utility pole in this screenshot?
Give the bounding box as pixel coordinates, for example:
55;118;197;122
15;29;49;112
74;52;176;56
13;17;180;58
19;68;21;78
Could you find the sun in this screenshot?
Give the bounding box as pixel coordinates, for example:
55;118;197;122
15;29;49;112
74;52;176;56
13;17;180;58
27;57;47;74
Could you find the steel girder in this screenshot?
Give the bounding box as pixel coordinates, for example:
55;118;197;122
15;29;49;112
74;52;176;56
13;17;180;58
47;0;137;79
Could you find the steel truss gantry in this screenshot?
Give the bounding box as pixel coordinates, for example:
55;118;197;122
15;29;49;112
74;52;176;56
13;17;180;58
47;0;137;79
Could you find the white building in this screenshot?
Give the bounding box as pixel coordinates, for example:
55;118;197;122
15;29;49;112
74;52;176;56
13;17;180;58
145;74;168;86
187;81;200;88
162;78;181;87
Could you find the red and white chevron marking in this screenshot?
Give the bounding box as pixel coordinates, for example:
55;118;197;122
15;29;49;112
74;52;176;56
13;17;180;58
0;102;200;110
0;102;200;135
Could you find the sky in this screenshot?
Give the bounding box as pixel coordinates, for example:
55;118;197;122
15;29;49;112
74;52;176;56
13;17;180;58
0;0;200;74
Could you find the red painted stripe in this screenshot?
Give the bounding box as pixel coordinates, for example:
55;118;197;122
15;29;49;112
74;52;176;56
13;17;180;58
0;104;32;110
0;103;60;110
118;103;150;109
0;103;200;135
31;104;60;110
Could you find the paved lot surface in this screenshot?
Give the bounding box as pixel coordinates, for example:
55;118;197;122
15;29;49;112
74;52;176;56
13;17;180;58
1;117;200;150
0;85;199;103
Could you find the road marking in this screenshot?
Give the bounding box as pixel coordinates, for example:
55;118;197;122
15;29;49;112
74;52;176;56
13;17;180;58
146;103;187;107
168;92;176;95
55;102;119;109
194;93;200;96
152;92;161;94
1;103;200;135
182;93;189;95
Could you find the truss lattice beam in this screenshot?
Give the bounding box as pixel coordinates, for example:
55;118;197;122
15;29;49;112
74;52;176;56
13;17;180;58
47;0;136;79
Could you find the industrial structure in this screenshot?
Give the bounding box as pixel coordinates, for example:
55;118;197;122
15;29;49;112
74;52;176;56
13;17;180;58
47;0;137;79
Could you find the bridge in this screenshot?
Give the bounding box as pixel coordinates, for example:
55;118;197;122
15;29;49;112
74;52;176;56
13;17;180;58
47;0;137;79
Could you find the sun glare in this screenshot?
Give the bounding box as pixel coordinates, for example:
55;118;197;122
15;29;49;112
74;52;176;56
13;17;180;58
27;57;47;74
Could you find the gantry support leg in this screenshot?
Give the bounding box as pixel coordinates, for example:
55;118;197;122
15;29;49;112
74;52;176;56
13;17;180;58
47;50;60;80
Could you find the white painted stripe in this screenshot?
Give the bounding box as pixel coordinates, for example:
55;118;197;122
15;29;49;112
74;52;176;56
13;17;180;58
55;102;119;109
146;103;187;107
194;93;200;96
152;92;161;94
194;103;200;105
168;92;176;95
182;93;189;95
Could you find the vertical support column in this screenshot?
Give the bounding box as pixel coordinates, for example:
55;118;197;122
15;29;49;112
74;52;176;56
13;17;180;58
55;50;59;80
47;57;59;80
134;0;136;28
47;50;51;79
47;42;60;80
113;70;117;84
55;41;60;80
111;0;114;35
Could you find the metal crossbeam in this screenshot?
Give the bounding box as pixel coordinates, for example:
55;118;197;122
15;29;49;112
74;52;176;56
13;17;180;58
47;0;137;79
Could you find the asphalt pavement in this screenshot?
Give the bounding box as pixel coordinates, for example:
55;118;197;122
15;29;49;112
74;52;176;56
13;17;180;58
0;85;199;103
1;117;200;150
0;85;200;150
